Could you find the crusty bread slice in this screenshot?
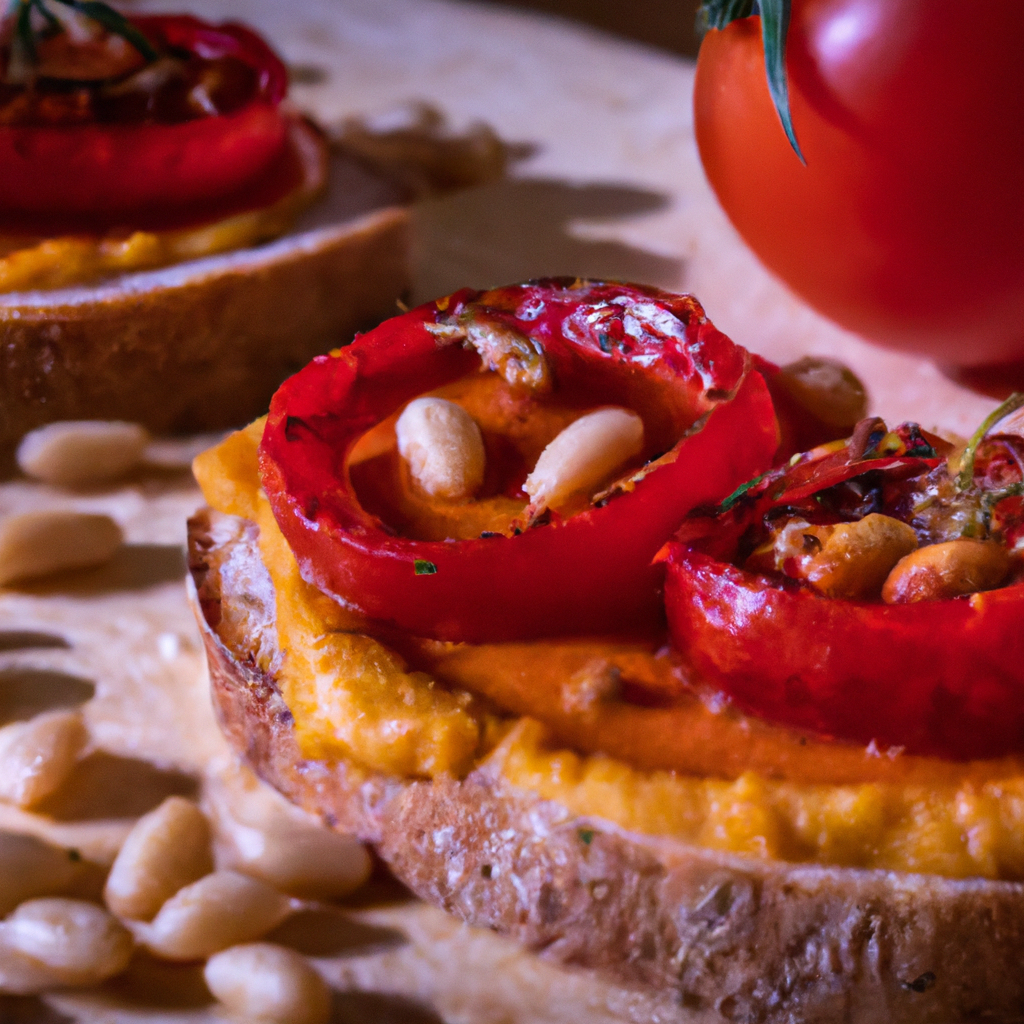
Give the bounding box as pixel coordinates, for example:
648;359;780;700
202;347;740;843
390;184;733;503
0;134;409;448
187;506;1024;1024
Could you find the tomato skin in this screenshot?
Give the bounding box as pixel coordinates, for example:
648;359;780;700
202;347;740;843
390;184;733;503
0;16;289;223
694;1;1024;366
259;280;779;644
665;548;1024;760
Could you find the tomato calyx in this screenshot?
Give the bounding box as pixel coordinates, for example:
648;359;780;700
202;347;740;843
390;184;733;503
664;404;1024;760
698;0;803;161
259;279;779;644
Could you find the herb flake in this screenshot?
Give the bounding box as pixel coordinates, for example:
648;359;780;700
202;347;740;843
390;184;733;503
414;559;437;575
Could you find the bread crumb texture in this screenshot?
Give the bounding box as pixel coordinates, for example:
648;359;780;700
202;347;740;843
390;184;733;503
195;422;1024;880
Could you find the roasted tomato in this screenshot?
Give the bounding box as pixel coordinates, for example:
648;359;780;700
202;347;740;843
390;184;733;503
259;279;778;643
0;5;290;229
663;398;1024;760
694;0;1024;366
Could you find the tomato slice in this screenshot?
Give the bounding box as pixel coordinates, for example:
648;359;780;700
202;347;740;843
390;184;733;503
0;15;289;225
664;414;1024;760
259;279;779;643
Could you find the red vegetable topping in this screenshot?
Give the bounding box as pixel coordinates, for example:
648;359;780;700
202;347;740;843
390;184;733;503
664;412;1024;760
259;279;778;643
0;14;290;228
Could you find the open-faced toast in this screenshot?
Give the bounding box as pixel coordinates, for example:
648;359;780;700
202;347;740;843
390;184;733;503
187;506;1024;1024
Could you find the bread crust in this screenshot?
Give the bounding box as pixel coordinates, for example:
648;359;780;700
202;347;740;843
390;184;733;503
0;154;409;447
187;507;1024;1024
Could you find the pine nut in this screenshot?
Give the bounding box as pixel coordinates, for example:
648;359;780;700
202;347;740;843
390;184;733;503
0;833;84;916
524;407;643;511
141;870;292;961
204;943;331;1024
210;765;370;900
0;510;122;585
0;710;87;808
0;898;133;990
104;796;213;922
17;421;150;487
396;397;485;500
802;513;919;600
883;538;1012;604
775;357;867;429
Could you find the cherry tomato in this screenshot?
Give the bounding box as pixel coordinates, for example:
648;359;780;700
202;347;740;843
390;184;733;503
694;1;1024;366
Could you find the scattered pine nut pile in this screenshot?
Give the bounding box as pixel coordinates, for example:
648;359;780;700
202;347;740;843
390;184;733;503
0;420;651;1024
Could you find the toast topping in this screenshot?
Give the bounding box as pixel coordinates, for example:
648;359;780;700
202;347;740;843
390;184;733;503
664;400;1024;760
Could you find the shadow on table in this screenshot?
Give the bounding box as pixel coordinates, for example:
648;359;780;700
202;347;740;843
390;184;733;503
11;543;186;597
413;176;681;303
0;667;93;726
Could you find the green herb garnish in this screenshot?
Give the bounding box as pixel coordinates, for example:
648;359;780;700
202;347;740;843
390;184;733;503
7;0;158;69
699;0;804;162
718;470;770;513
955;393;1024;492
413;559;437;576
578;828;595;845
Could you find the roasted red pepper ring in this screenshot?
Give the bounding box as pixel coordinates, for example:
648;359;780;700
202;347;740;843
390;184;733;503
259;279;778;643
663;421;1024;760
0;15;289;224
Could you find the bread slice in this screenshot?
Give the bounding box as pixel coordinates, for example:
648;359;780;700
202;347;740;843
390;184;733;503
187;506;1024;1024
0;136;409;448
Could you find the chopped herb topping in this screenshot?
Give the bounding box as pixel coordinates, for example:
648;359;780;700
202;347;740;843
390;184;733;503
578;828;595;845
413;559;437;575
956;392;1024;491
718;471;770;513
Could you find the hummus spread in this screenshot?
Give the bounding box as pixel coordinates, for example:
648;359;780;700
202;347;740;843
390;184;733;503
193;420;1024;881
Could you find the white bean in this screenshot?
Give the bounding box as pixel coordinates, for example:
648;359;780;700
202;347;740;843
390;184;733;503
17;420;150;487
524;407;644;510
104;796;213;922
0;711;87;808
0;898;132;991
141;870;292;961
204;943;331;1024
0;510;122;585
209;765;370;900
396;397;485;500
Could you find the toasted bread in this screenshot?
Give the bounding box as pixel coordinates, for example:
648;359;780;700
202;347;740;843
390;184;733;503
0;134;409;448
186;506;1024;1024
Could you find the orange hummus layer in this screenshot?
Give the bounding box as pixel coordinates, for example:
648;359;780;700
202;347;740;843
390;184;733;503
0;119;326;293
194;419;1024;880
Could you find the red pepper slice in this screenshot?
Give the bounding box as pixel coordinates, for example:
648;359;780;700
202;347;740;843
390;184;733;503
0;15;289;226
663;417;1024;760
259;279;778;643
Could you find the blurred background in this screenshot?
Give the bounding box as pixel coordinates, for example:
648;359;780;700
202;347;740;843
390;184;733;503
495;0;705;58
